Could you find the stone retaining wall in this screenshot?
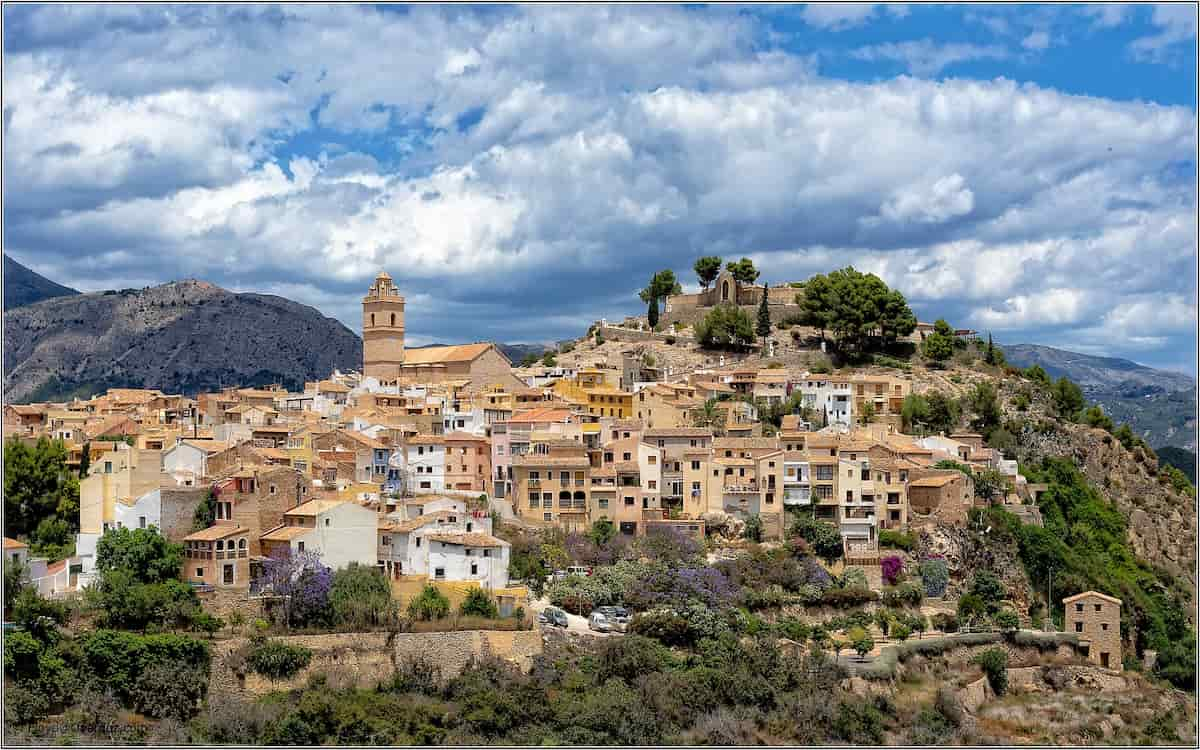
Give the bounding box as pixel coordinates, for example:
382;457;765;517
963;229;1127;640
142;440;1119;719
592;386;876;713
210;629;543;697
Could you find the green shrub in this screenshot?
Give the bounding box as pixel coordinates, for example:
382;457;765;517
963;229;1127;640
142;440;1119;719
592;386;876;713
3;683;49;725
628;611;692;647
880;581;923;607
994;609;1019;632
891;624;912;641
246;640;312;681
131;661;208;720
975;647;1008;695
459;588;499;619
408;584;451;621
878;529;915;551
833;698;885;743
931;612;959;633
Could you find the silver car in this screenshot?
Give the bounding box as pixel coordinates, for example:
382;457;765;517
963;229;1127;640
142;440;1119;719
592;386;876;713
596;606;630;632
588;611;612;632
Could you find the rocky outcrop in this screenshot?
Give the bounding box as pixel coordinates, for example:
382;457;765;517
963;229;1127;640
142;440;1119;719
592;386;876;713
1016;421;1197;590
918;522;1034;610
3;280;362;401
210;629;543;696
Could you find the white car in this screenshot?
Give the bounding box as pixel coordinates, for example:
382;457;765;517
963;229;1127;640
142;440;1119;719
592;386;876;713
588;611;612;632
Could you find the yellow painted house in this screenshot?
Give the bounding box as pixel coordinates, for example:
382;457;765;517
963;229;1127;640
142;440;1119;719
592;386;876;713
284;425;325;477
552;369;633;419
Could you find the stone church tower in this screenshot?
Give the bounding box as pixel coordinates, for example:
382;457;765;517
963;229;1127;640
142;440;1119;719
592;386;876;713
362;271;405;380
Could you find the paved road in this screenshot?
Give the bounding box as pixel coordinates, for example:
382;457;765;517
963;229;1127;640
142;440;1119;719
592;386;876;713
529;596;619;637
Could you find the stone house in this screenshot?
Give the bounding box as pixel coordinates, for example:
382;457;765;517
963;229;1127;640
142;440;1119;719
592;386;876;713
907;470;974;527
1063;591;1123;671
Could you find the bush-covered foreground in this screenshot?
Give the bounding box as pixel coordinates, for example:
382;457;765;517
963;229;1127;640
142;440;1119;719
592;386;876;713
7;631;978;745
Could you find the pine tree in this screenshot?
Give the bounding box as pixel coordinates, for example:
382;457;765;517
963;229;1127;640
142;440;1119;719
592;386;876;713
78;442;91;478
756;285;771;344
647;295;660;328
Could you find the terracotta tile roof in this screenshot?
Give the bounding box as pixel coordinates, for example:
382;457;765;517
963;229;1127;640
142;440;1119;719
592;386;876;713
286;499;349;516
237;389;281;399
4;537;28;550
316;380;351;393
713;437;778;450
643;427;713;438
424;532;506;548
380;511;455;533
509;407;573;424
260;525;316;542
408;434;444;445
180;439;232;454
8;405;45;416
444;432;489;442
185;525;248;541
402;343;495;365
908;474;962;488
513;455;591;468
1062;590;1122;605
45;560;67;576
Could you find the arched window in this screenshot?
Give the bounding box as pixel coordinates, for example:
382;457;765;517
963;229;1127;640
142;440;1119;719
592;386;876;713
573;491;585;501
559;491;571;500
371;313;376;327
215;540;224;551
390;313;396;327
721;279;730;302
239;538;247;550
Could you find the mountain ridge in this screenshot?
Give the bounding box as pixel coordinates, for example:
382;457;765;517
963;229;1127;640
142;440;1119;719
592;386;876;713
3;279;361;402
1002;343;1196;451
3;254;80;310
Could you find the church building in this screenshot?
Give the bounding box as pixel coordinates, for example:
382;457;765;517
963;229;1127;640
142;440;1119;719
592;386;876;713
361;271;524;391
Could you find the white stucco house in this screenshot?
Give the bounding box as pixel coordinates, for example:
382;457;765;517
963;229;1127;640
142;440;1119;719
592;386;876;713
377;507;505;588
406;437;446;494
259;499;379;570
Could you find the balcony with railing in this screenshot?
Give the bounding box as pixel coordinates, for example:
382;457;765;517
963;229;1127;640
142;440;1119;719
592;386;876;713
722;481;760;494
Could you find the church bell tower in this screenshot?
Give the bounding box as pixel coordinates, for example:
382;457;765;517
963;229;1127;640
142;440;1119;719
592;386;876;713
362;271;405;380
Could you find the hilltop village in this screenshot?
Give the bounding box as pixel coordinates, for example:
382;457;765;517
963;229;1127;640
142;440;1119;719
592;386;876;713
3;262;1195;745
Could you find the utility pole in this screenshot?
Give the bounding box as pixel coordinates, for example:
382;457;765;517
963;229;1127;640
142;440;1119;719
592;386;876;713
1046;567;1053;632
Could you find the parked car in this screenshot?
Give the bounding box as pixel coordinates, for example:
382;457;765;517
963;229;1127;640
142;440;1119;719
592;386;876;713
596;606;630;632
539;607;569;628
566;565;592;577
549;569;569;582
588;611;612;632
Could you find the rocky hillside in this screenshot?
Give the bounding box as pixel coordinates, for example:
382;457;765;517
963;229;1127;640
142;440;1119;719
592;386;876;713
3;254;79;310
3;280;361;402
1002;343;1196;451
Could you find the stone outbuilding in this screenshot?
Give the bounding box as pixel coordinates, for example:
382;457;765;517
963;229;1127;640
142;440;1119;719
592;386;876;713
1063;591;1122;671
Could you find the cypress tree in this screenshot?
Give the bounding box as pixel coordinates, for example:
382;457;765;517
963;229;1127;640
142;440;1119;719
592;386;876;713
985;332;996;365
647;295;659;328
78;442;90;478
756;285;771;343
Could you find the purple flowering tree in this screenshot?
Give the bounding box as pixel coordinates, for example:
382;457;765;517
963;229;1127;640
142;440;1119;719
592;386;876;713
257;547;332;627
626;564;739;611
801;556;833;590
882;556;904;586
636;526;702;566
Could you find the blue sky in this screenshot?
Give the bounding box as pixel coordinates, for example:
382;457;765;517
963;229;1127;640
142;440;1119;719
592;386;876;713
3;3;1196;373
